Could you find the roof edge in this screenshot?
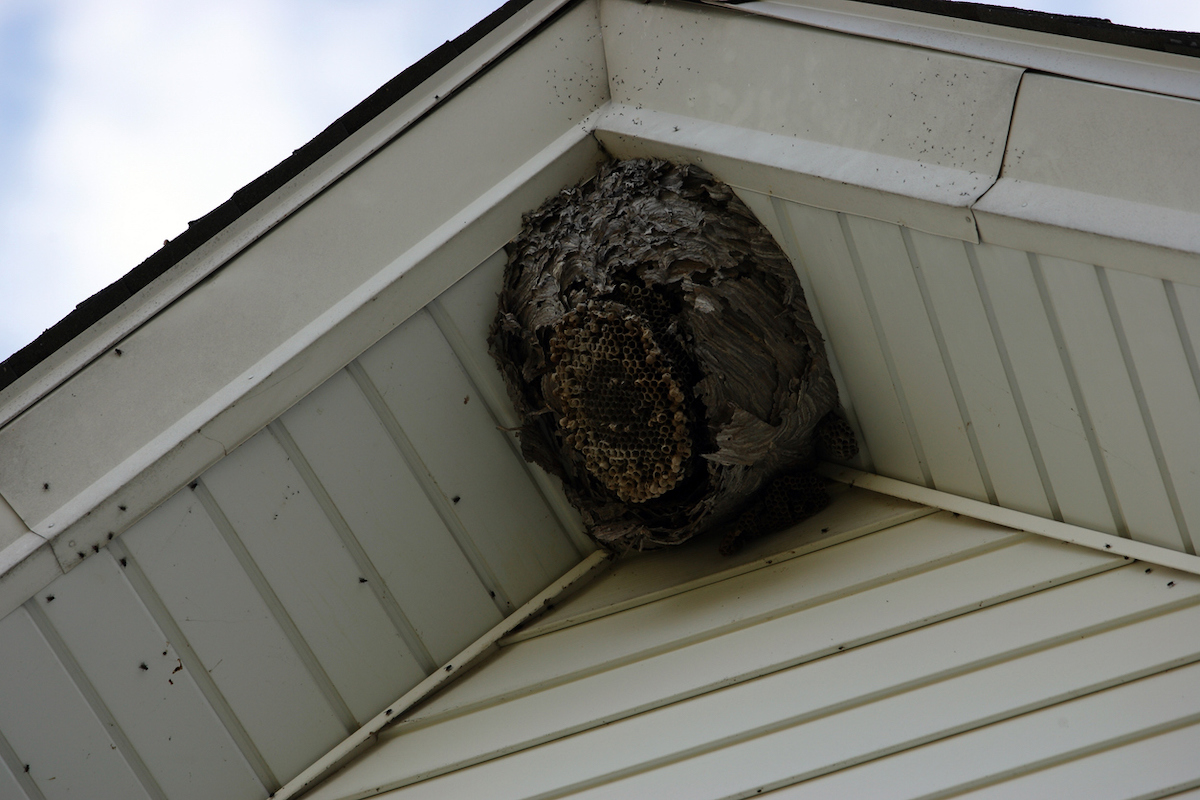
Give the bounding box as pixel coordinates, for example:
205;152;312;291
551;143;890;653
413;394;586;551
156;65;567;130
0;0;564;399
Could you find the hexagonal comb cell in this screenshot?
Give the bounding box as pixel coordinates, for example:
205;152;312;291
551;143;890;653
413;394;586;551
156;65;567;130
550;301;691;504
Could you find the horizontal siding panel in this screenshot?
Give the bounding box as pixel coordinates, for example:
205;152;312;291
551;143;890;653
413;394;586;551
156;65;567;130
783;202;925;484
843;214;987;499
0;607;151;800
542;586;1200;800
351;561;1199;800
279;369;503;664
200;429;424;726
356;310;580;608
950;720;1200;800
906;230;1053;517
36;551;263;800
1038;255;1183;550
316;534;1119;797
766;661;1200;799
511;485;933;641
121;490;345;782
971;243;1116;534
407;513;1016;724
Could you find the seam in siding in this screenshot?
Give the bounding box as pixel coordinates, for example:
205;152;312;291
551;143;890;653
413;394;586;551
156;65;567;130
105;539;280;794
191;479;359;734
395;532;1038;734
838;212;934;488
345;360;514;614
914;708;1200;800
964;242;1061;521
524;588;1200;800
901;227;996;504
423;302;593;559
266;420;439;674
378;554;1126;795
1028;253;1129;538
23;598;168;800
1095;268;1193;555
769;195;876;473
0;723;44;800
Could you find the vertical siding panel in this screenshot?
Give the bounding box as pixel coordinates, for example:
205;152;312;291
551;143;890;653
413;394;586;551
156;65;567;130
782;202;924;484
427;251;592;554
280;369;503;663
1105;269;1200;554
842;215;987;499
0;748;32;800
971;244;1116;535
356;311;580;607
0;607;151;800
906;231;1053;517
36;552;263;800
1038;256;1183;550
200;430;426;724
121;490;344;782
741;191;873;470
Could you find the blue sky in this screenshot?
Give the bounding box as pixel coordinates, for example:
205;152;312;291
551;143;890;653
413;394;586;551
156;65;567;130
0;0;1197;363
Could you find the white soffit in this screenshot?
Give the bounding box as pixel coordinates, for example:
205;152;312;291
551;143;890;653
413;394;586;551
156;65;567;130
597;0;1023;241
736;0;1200;102
0;0;608;570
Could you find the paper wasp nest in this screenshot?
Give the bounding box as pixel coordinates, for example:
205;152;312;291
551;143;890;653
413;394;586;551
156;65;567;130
489;159;857;553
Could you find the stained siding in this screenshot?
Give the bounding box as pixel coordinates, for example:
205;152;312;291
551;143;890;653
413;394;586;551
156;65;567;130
305;494;1200;800
0;250;586;799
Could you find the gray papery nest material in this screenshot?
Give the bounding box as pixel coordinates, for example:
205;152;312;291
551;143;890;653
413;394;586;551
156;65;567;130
489;159;857;553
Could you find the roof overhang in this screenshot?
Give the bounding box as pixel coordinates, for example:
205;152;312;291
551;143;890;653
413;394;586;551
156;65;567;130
2;0;1200;612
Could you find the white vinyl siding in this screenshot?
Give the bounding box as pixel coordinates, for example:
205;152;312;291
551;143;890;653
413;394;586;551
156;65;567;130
307;490;1200;799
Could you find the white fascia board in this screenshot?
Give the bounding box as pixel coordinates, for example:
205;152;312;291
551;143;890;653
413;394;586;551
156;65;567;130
32;126;606;572
0;0;581;433
598;0;1024;241
974;73;1200;284
735;0;1200;102
0;0;609;574
596;104;985;241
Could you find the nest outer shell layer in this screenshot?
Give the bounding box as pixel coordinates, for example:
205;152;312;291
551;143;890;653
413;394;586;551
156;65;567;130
489;159;843;551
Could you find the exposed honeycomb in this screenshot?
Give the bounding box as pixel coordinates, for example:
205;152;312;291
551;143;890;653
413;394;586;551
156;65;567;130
817;414;859;461
549;301;692;504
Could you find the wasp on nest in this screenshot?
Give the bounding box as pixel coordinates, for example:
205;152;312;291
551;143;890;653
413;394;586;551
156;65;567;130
489;159;857;553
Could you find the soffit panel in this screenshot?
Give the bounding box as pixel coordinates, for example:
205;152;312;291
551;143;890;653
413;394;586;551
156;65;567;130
0;241;589;798
735;192;1200;557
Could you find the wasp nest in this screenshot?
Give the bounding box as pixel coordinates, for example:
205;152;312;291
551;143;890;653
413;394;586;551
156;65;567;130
490;159;857;552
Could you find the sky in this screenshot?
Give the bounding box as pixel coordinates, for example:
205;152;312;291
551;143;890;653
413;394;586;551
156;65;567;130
0;0;1198;364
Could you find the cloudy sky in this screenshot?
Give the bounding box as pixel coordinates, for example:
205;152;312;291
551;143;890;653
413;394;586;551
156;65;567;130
1;0;1198;363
